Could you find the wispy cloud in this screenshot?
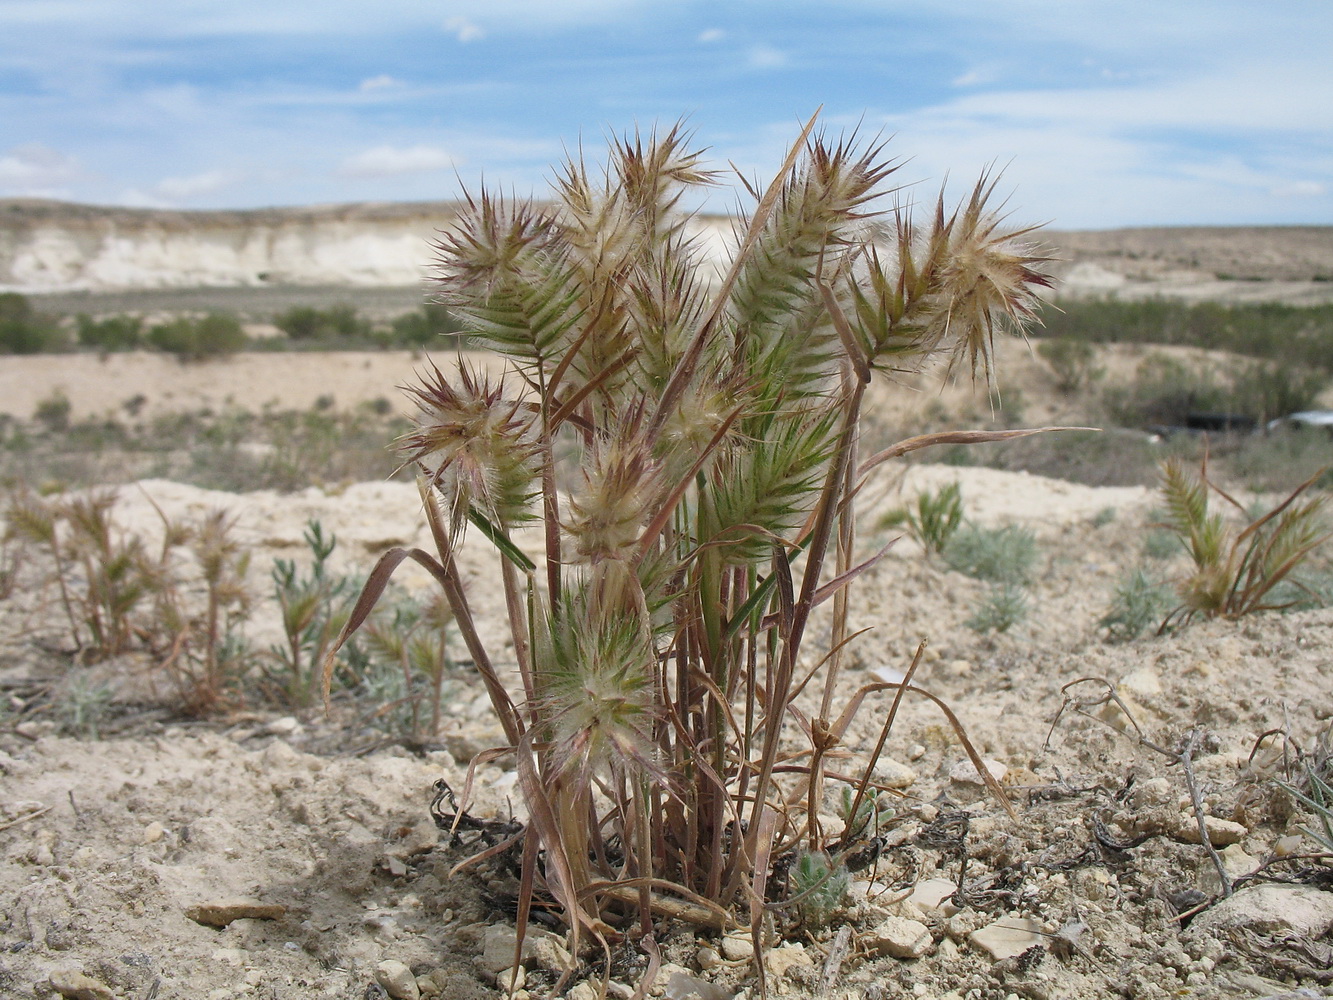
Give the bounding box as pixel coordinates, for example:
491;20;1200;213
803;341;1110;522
0;142;82;195
746;45;787;70
339;145;458;178
358;74;402;92
444;16;485;43
698;28;724;44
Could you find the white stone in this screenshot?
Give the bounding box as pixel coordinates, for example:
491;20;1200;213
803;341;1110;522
764;943;812;978
968;917;1044;961
873;758;918;789
1186;883;1333;941
909;878;961;914
376;961;421;1000
949;758;1008;786
720;931;754;961
1175;815;1247;846
864;916;934;959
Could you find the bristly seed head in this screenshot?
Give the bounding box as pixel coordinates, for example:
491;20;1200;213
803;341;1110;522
396;360;539;530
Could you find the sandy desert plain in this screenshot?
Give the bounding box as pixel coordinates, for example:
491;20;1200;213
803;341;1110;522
2;221;1333;1000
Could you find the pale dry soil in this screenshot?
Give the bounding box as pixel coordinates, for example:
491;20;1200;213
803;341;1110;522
2;350;1333;1000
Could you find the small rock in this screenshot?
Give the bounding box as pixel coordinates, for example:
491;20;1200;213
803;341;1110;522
764;943;812;978
968;916;1044;961
376;960;421;1000
1273;834;1305;856
916;803;938;822
495;967;525;993
947;659;972;677
531;934;573;973
142;822;167;844
1186;883;1333;940
949;758;1008;786
265;715;301;736
720;931;754;961
873;758;918;789
186;899;286;927
864;916;934;959
872;665;906;685
568;983;599;1000
908;878;960;914
606;982;634;1000
1175;815;1247;846
907;743;926;761
478;924;557;973
1117;666;1162;700
696;945;722;970
48;969;116;1000
664;972;734;1000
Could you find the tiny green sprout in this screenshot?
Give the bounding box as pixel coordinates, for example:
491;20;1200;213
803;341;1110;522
838;784;896;839
789;849;850;928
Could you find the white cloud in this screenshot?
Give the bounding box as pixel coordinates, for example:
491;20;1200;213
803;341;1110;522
444;16;485;43
0;142;81;192
747;45;787;69
698;28;724;44
339;145;458;178
359;74;402;92
155;169;238;200
1270;180;1326;199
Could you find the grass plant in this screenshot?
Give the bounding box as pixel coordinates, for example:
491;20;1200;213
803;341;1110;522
881;481;964;557
267;520;357;708
321;118;1054;955
1157;455;1330;630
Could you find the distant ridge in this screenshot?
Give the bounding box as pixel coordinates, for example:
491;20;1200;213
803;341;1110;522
2;198;1331;302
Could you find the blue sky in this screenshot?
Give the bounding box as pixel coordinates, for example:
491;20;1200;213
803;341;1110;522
0;1;1329;229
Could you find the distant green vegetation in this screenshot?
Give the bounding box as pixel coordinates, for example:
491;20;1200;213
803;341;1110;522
0;293;468;357
1036;298;1333;370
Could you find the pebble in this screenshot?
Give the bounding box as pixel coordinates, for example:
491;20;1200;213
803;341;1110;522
1273;834;1305;856
185;899;286;927
142;821;167;844
696;945;722;970
948;757;1008;786
265;715;302;736
568;983;599;1000
907;743;926;761
495;966;526;993
48;969;116;1000
663;972;733;1000
873;758;918;789
968;916;1045;961
1174;814;1247;846
376;960;421;1000
909;878;961;914
1186;883;1333;941
720;931;754;961
863;916;934;958
764;942;812;978
478;924;559;973
531;933;573;973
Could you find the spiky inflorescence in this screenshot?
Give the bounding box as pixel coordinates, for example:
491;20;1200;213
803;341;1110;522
396;360;540;532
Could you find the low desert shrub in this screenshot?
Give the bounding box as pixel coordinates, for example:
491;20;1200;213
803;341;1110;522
77;313;143;351
274;304;372;342
325;120;1049;949
148;313;248;360
1038;336;1103;395
965;582;1029;633
0;292;65;354
1157;455;1330;629
944;523;1038;584
389;304;467;348
1099;567;1174;641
